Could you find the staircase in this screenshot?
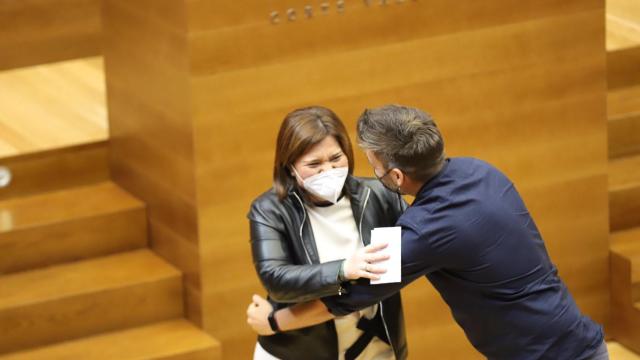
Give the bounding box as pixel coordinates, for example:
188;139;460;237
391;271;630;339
607;0;640;351
0;78;220;359
0;1;222;357
609;124;640;352
0;156;220;358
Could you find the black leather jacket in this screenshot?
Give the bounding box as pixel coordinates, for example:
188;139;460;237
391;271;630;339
248;176;408;360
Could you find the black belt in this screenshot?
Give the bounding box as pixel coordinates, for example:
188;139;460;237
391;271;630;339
344;309;391;360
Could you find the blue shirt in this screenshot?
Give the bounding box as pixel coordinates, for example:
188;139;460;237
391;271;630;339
322;157;603;359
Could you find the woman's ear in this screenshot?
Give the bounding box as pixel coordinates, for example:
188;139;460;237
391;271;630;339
290;165;299;179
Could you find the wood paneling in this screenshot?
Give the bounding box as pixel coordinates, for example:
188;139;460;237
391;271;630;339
192;1;608;359
103;1;608;358
0;0;101;70
186;0;600;75
101;0;203;325
190;2;608;359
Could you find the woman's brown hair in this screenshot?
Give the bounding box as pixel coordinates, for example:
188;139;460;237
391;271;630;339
273;106;354;200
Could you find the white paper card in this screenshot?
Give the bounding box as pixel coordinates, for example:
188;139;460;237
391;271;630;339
370;226;401;284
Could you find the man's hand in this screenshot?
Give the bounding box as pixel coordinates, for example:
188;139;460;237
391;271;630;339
247;294;275;336
343;242;389;280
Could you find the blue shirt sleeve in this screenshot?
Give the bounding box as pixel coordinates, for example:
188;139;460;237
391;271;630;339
321;223;441;316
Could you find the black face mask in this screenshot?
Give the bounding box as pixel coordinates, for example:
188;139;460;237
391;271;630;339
375;168;402;195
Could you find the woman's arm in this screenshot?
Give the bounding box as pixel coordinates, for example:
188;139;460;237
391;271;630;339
247;294;334;335
251;218;341;303
251;219;389;303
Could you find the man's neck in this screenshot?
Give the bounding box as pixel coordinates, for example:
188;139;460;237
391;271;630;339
404;180;424;197
404;161;447;196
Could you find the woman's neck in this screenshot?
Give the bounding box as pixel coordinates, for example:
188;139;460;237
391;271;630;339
300;189;343;207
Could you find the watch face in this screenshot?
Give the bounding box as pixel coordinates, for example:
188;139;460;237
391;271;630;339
0;166;11;188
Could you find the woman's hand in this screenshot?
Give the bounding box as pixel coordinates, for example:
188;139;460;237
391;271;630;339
343;242;390;280
247;294;275;336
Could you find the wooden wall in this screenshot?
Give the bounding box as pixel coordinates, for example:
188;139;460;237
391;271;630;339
102;0;202;324
0;0;102;70
104;1;608;358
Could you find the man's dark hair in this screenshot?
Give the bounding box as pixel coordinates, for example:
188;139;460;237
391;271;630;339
357;104;445;182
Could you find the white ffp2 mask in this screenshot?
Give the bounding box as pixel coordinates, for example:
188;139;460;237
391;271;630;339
293;167;348;204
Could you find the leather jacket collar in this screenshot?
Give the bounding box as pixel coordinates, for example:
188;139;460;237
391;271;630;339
287;175;372;264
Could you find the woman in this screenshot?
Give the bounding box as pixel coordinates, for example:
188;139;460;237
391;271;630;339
247;106;408;360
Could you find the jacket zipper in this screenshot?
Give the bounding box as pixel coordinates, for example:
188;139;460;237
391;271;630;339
358;189;371;244
379;302;396;357
292;193;313;264
359;188;396;357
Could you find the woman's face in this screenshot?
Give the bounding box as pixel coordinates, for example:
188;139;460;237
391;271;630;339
291;136;349;187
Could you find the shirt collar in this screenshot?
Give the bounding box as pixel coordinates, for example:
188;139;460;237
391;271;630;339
414;158;451;201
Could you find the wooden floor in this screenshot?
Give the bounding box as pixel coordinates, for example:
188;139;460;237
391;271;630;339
607;0;640;51
0;57;107;159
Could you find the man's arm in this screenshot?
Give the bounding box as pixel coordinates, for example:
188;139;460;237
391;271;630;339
246;269;422;335
321;224;441;316
321;269;424;316
247;225;441;333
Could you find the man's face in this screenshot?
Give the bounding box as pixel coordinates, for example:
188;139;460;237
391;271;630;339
365;150;385;177
365;150;399;192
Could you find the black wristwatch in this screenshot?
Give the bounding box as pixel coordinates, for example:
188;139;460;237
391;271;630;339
268;310;281;333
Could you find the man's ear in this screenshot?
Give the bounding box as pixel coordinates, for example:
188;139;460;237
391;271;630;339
391;168;404;187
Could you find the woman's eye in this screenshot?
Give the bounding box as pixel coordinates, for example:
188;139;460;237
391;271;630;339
331;155;342;162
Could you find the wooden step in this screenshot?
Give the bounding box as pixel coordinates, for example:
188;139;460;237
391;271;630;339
607;14;640;52
0;249;183;354
611;228;640;283
0;319;221;360
606;0;640;52
0;182;147;274
610;231;640;314
607;46;640;90
0;57;107;158
609;84;640;120
607;84;640;159
609;155;640;231
609;112;640;158
0;141;109;201
611;227;640;310
611;228;640;354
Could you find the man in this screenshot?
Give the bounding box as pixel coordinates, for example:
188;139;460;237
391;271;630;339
248;105;607;359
